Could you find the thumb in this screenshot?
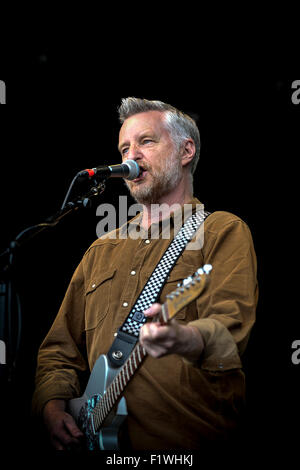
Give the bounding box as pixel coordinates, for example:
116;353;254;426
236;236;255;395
144;303;162;318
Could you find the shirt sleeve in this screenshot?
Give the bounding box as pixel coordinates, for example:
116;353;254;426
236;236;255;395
32;260;88;416
186;212;258;371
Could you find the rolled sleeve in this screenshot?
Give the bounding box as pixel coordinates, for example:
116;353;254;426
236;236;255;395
186;212;258;371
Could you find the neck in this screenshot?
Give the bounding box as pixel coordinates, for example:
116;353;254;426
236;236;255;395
140;184;193;230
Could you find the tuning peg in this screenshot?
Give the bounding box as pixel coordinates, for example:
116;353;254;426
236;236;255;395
203;264;212;274
183;276;193;286
166;293;174;300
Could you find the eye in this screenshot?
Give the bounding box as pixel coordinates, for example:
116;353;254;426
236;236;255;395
142;139;153;145
121;147;129;156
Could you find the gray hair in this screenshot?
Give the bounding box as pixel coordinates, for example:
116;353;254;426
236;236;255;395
118;97;200;174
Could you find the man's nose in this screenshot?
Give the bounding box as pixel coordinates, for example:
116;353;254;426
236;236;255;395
125;144;143;161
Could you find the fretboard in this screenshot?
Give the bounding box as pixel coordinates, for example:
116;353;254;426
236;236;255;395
92;342;147;431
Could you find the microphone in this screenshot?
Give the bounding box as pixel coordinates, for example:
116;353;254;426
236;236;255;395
79;159;140;181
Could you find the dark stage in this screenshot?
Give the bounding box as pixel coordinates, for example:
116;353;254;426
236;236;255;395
0;59;299;463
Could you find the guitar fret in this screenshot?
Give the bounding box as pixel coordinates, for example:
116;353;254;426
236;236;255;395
112;380;117;400
94;413;100;430
92;407;99;431
116;379;121;397
129;356;133;375
105;391;110;412
137;345;141;362
107;386;112;408
133;348;138;369
121;367;126;387
103;394;109;416
125;363;130;382
106;395;110;413
116;376;120;395
100;402;105;424
113;380;119;399
107;388;113;409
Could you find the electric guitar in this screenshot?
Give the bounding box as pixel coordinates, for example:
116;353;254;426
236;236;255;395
67;264;212;450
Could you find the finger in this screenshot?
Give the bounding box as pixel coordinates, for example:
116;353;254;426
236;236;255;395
51;427;78;449
145;322;174;339
63;414;84;439
139;333;168;357
140;322;164;342
140;323;178;357
52;436;66;451
144;303;162;318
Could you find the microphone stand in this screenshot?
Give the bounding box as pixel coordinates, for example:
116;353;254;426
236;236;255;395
0;174;107;386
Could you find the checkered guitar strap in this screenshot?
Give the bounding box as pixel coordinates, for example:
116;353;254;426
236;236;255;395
107;208;211;367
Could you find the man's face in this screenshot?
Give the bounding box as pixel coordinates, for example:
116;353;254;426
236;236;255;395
118;111;182;204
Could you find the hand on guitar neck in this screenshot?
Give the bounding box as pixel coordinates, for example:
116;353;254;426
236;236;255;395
140;303;204;362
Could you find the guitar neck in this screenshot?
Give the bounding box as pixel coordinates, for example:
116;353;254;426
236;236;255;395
92;342;147;432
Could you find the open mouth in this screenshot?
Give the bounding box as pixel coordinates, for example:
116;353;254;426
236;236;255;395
132;168;148;182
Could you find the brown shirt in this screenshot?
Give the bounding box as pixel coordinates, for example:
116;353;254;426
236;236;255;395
32;198;258;449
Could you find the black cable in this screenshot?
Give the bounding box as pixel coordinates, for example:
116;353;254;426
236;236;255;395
60;171;82;210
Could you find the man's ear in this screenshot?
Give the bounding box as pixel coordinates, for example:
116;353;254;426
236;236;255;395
181;139;195;168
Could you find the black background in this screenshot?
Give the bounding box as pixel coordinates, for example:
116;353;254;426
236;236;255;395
1;41;299;462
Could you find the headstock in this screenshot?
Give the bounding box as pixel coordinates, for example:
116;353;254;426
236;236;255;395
159;264;212;323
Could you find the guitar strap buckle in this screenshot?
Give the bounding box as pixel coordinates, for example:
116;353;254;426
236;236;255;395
107;328;138;367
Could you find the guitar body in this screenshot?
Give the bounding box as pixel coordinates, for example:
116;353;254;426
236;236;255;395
68;354;127;450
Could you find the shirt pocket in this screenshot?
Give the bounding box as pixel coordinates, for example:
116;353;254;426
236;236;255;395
84;268;116;330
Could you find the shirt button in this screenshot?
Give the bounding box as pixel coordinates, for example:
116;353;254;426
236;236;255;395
91;283;96;288
145;240;150;244
130;270;136;276
122;302;129;307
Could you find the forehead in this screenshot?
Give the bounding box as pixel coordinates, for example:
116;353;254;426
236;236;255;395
119;110;168;143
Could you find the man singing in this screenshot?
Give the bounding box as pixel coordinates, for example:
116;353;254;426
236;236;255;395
32;97;258;450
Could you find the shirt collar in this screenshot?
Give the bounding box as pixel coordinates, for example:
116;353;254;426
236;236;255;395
121;197;203;238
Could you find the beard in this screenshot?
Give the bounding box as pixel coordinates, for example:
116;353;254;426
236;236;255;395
125;151;182;205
